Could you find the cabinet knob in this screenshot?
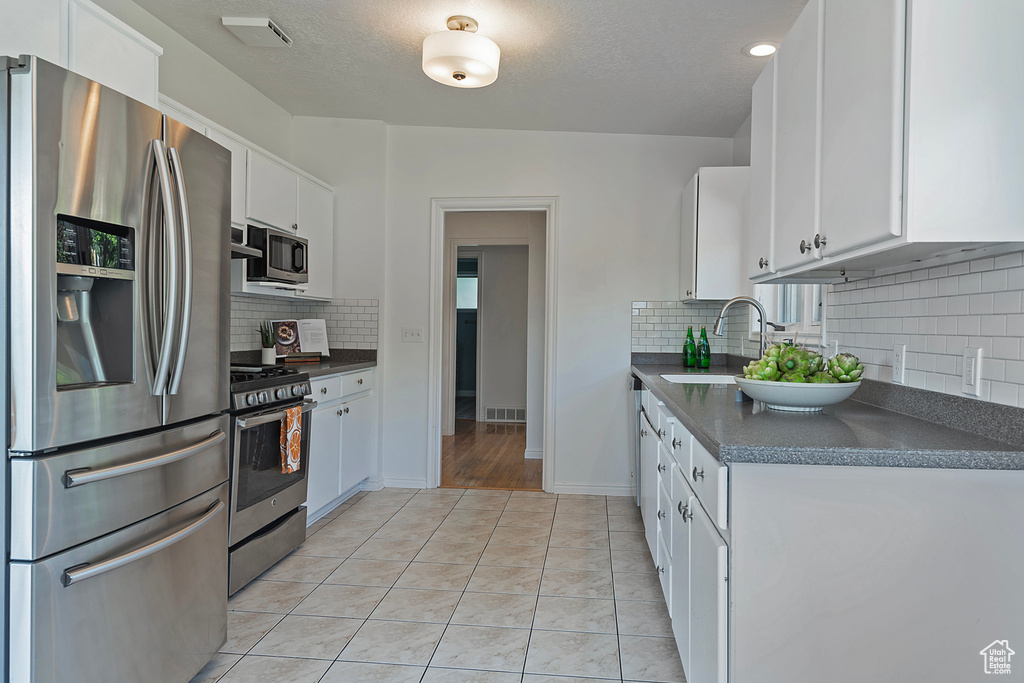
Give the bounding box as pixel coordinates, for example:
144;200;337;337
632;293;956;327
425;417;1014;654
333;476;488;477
657;509;666;520
337;409;343;416
813;233;827;250
799;239;810;254
686;289;693;297
678;501;692;522
672;438;682;449
321;387;328;395
641;429;648;437
344;407;350;414
758;257;768;270
292;223;298;230
657;565;666;574
655;428;663;438
357;378;363;385
657;463;667;473
692;466;705;481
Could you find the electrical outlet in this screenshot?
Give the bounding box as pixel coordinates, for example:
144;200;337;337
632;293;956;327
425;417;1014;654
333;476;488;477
962;347;982;396
892;344;906;384
401;326;424;343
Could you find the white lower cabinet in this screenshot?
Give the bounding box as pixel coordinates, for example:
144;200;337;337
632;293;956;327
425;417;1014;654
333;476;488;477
305;369;377;523
670;468;693;676
689;499;729;683
639;411;660;557
306;399;342;519
339;394;374;492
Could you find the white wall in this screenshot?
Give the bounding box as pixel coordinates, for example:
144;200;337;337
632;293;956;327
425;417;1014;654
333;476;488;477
91;0;294;159
526;212;547;458
292;117;388;301
477;245;529;414
382;126;733;493
732;114;752;166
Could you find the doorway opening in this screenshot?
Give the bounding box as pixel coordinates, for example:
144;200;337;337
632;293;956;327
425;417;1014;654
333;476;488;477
430;200;557;491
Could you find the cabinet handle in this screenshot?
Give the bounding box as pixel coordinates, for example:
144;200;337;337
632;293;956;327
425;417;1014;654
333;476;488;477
758;257;768;270
291;223;298;230
685;289;692;297
657;565;666;575
814;233;827;250
357;378;363;385
799;239;810;254
344;407;350;414
672;438;682;449
641;429;648;437
657;463;667;473
320;387;328;395
678;501;693;522
337;409;344;416
657;509;666;520
692;466;705;481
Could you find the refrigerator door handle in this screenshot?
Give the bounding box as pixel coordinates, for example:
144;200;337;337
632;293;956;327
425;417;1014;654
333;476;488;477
62;430;226;488
61;499;225;587
166;147;193;395
150;139;180;396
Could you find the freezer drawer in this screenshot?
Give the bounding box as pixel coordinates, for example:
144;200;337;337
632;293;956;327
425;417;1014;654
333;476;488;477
10;415;230;560
9;482;229;683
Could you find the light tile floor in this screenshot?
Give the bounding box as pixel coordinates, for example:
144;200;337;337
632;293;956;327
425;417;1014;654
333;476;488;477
190;488;684;683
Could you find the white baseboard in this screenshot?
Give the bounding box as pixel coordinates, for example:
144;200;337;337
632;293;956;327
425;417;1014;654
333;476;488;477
382;477;428;489
553;482;635;497
360;477;384;492
524;448;543;460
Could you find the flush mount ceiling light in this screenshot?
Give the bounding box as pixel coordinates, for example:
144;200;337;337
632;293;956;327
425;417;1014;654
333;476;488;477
742;41;779;57
422;16;500;88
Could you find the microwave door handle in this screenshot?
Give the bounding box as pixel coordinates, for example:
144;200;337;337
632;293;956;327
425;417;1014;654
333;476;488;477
61;499;225;587
293;242;305;272
150;140;179;396
166;147;192;395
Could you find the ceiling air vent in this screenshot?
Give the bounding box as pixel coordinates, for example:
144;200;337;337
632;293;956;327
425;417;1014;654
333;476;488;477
222;17;293;48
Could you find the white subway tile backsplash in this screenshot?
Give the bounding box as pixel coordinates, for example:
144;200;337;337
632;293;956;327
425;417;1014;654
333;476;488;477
828;250;1024;408
229;294;378;352
630;300;751;358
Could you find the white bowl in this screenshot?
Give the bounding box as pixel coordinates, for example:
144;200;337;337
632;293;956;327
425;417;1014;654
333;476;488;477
734;376;861;412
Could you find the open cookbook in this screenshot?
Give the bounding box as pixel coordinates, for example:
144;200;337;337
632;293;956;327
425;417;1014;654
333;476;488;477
269;319;330;358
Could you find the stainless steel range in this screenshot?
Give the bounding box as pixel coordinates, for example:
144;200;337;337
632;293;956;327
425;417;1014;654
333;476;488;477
228;365;315;595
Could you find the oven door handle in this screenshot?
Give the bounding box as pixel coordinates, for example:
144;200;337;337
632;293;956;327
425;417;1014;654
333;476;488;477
63;430;227;488
237;400;317;429
61;499;225;587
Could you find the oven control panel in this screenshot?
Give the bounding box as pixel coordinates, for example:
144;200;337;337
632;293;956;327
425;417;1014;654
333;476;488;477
232;381;310;411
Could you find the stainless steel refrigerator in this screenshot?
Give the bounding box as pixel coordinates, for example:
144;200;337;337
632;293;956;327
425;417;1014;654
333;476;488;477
3;55;231;682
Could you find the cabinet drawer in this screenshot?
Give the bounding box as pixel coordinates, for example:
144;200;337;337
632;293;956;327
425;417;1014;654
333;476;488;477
658;474;674;557
341;369;374;397
310;376;341;403
654;403;677;445
690;437;728;531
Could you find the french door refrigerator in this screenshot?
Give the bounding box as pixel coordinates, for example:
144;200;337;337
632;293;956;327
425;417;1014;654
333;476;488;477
3;55;231;683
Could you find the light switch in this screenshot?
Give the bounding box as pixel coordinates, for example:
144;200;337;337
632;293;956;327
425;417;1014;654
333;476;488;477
402;327;424;343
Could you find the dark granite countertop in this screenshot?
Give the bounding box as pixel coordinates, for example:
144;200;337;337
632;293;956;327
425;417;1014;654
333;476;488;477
304;359;377;379
632;362;1024;470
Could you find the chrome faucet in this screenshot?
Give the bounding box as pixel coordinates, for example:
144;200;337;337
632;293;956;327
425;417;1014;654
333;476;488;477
712;296;776;358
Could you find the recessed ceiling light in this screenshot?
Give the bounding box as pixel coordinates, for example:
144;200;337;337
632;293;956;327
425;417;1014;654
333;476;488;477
742;41;779;57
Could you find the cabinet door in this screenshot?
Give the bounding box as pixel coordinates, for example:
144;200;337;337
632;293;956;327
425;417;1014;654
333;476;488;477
670;469;694;678
340;394;374;492
295;178;335;301
773;0;823;272
207;129;249;228
640;411;660;559
246;151;298;231
679;173;698;300
747;58;777;278
819;0;904;255
66;0;161;107
690;501;729;683
305;403;341;518
694;167;750;299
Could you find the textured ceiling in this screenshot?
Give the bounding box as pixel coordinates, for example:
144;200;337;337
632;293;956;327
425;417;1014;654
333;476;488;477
133;0;807;137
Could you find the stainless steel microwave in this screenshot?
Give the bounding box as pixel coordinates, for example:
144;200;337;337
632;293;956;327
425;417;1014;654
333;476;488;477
246;226;309;284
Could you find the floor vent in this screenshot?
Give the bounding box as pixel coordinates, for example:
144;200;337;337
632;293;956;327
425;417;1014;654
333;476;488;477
484;407;526;423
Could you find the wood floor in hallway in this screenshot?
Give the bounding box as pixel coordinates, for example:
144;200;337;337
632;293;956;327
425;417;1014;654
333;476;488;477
441;419;542;490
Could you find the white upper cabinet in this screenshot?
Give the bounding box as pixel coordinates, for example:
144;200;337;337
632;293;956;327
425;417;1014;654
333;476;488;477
296;178;335;301
746;57;777;279
771;0;823;273
818;0;904;256
206;129;248;228
750;0;1024;282
680;166;751;301
246;151;299;232
0;0;162;107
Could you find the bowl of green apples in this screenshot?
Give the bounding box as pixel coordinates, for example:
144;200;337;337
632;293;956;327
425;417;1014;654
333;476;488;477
735;344;864;412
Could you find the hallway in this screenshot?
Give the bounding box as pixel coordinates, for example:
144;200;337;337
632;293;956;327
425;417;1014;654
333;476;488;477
442;420;541;491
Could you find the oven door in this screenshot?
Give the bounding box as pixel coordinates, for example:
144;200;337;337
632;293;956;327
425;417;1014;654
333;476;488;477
229;399;315;546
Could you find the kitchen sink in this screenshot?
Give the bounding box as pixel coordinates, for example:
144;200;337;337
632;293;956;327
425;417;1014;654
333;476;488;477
661;374;736;384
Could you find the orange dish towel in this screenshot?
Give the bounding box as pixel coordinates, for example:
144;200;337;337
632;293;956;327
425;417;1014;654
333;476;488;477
280;405;302;474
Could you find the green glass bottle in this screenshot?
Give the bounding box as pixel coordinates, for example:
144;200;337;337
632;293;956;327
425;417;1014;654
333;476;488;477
684;326;697;367
698;326;711;368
